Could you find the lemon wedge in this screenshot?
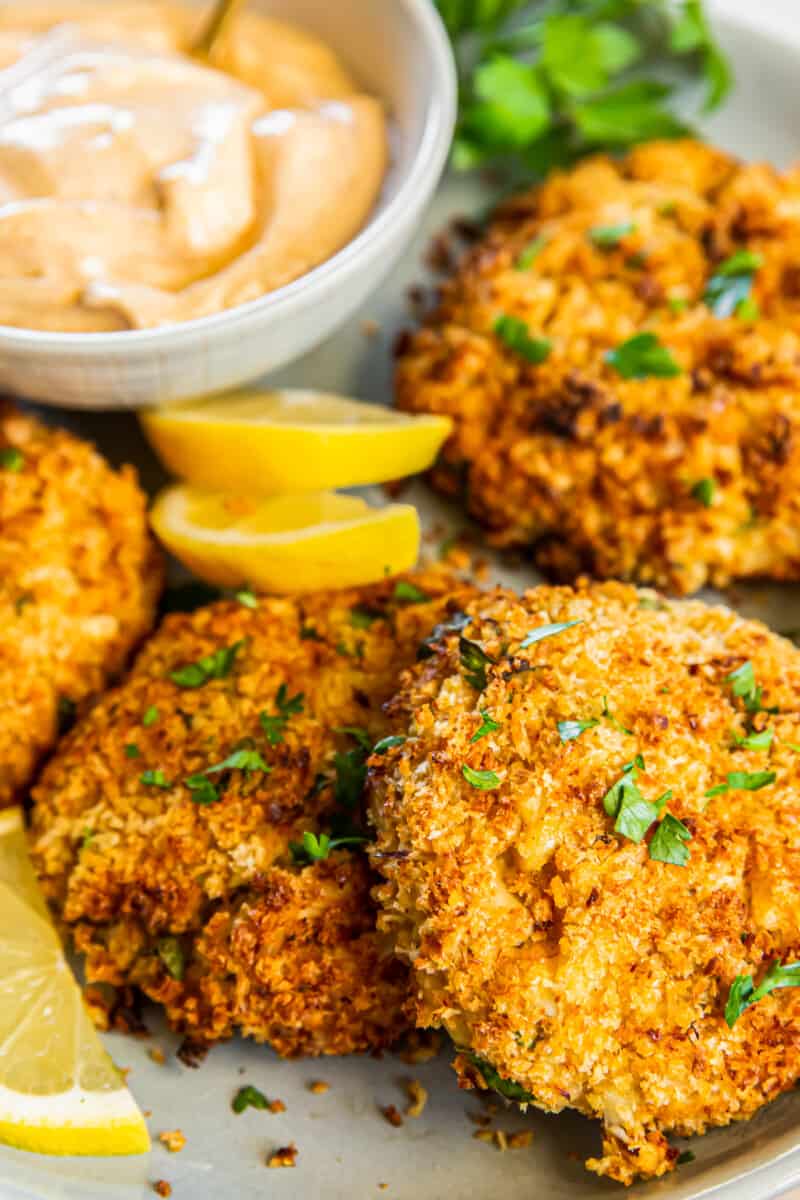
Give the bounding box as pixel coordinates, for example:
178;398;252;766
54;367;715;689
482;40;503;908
0;808;150;1157
150;484;420;592
140;389;452;495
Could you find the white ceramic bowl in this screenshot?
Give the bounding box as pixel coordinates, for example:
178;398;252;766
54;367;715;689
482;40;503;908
0;0;456;410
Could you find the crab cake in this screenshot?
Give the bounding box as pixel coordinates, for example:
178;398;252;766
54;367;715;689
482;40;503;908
29;570;477;1057
369;580;800;1183
396;139;800;594
0;403;161;805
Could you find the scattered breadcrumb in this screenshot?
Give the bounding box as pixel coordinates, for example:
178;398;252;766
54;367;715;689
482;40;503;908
268;1099;286;1114
158;1130;186;1154
308;1081;329;1095
473;1129;494;1144
381;1104;403;1128
360;318;381;338
152;1183;171;1198
404;1079;427;1118
397;1030;441;1064
472;1129;531;1151
508;1131;535;1149
467;1111;491;1127
267;1143;298;1168
148;1047;166;1065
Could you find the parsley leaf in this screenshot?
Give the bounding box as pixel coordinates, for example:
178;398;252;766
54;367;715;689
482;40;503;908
393;580;431;603
418;611;471;660
259;685;304;745
156;936;184;980
725;959;800;1027
205;748;270;775
460;55;550;154
232;1085;269;1114
589;221;636;247
649;812;691;866
289;830;369;865
704;250;763;318
333;746;368;810
733;727;774;752
349;604;383;629
169;640;245;688
124;743;140;759
372;735;407;754
601;695;632;736
725;661;777;717
0;447;24;472
460;636;494;691
463;1051;535;1103
140;769;171;790
602;762;667;843
235;588;257;609
691;478;715;507
494;314;551;364
142;705;159;727
184;775;219;805
462;764;501;790
705;770;776;797
557;718;599;743
573;80;689;146
605;332;682;379
471;709;501;743
519;620;581;649
516;236;546;269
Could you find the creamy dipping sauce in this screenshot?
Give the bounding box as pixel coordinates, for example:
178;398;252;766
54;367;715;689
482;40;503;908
0;1;388;331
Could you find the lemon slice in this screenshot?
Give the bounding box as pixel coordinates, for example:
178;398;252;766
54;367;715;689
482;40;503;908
140;389;452;495
150;484;420;592
0;808;150;1157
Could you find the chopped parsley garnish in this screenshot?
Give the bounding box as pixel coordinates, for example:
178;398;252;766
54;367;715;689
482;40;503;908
333;746;369;810
677;1150;696;1166
705;770;776;797
418;611;471;660
725;959;800;1027
80;827;94;850
335;726;373;752
603;763;667;843
732;727;774;752
204;748;270;775
289;830;369;864
602;695;632;736
156;936;184;980
460;636;494;691
516;235;546;269
232;1085;269;1113
124;743;140;759
471;709;501;743
0;447;24;472
691;477;715;507
169;640;245;688
373;735;407;754
736;296;760;322
649;812;691;866
589;221;636;247
184;775;219;805
494;314;551;364
668;295;689;314
463;1052;535;1103
300;624;324;642
142;705;159;727
462;764;501;790
140;769;171;790
605;332;681;379
704;249;763;318
393;580;431;604
557;717;599;743
519;620;582;649
725;661;777;718
259;684;304;745
349;604;383;629
235;588;257;609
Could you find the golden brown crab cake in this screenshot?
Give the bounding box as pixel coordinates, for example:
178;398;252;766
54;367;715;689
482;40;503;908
0;402;161;805
29;569;478;1057
396;139;800;594
368;579;800;1183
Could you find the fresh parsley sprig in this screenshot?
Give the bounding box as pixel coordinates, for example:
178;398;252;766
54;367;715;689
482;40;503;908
438;0;729;178
725;959;800;1027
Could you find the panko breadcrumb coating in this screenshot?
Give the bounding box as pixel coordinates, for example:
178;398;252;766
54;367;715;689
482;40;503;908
0;403;161;805
396;139;800;593
30;570;477;1057
369;580;800;1183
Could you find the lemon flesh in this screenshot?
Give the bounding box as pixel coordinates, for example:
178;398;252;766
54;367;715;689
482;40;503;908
0;809;150;1157
150;484;420;592
140;389;452;495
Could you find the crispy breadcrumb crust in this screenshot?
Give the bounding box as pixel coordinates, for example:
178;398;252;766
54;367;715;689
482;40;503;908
0;403;161;804
396;140;800;593
368;580;800;1183
30;570;477;1057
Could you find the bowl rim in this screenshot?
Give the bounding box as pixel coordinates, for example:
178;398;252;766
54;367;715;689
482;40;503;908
0;0;457;353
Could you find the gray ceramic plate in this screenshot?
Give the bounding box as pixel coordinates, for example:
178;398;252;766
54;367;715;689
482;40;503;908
3;1;800;1196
